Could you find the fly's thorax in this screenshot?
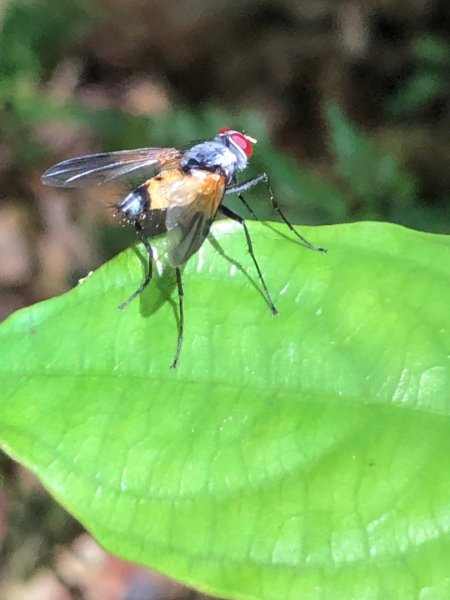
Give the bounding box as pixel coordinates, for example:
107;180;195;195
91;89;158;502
181;141;241;181
116;184;150;221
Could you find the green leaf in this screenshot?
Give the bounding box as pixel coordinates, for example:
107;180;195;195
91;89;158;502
1;221;449;600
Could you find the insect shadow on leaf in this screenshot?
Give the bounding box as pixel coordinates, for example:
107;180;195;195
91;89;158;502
127;242;180;322
207;229;274;312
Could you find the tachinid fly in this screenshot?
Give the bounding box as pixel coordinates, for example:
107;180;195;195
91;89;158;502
41;128;326;367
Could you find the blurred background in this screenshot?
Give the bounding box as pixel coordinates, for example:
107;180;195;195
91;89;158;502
0;0;449;598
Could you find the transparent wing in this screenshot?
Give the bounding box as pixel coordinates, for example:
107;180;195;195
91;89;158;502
164;170;226;267
41;147;182;188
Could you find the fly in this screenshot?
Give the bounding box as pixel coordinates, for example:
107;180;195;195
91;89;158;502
41;127;326;367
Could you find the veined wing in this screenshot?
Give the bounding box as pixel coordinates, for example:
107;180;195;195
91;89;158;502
163;169;226;267
41;147;182;188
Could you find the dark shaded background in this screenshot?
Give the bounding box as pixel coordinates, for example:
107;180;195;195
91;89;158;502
1;0;449;598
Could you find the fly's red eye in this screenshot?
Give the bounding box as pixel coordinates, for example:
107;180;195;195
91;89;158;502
219;127;231;134
230;132;253;157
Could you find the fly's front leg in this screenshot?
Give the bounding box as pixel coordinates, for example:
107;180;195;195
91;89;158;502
225;175;264;220
225;173;268;197
227;173;327;253
118;220;154;310
261;172;327;253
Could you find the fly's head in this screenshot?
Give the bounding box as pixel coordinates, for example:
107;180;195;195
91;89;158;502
214;128;257;172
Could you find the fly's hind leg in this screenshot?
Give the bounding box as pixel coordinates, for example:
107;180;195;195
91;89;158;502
118;220;154;310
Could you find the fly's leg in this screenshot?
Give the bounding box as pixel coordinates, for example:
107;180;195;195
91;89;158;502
262;173;327;253
171;267;184;369
227;173;327;253
225;174;267;197
220;205;278;316
237;193;258;220
118;220;154;310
